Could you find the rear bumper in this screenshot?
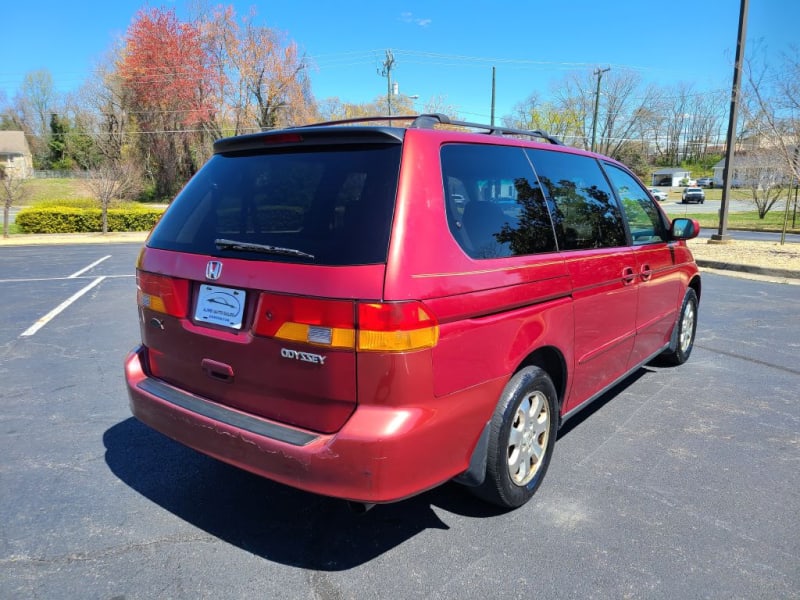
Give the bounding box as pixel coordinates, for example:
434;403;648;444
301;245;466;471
124;346;492;503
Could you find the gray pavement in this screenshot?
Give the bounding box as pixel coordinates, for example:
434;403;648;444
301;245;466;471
0;244;797;599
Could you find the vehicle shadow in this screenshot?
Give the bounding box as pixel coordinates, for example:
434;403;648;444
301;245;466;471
103;418;505;570
105;367;658;569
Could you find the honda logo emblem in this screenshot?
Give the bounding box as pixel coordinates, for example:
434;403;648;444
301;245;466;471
206;261;223;280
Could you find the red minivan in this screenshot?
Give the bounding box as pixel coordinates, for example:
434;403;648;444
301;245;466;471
125;114;701;509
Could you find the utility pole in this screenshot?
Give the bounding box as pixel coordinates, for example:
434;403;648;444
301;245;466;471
491;66;496;127
378;50;396;117
590;67;610;152
712;0;749;243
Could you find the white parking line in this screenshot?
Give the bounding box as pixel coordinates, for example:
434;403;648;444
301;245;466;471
0;274;133;284
20;277;107;337
69;255;111;278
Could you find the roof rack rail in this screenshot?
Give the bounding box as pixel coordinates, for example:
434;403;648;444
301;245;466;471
291;115;416;128
291;114;562;145
409;113;562;145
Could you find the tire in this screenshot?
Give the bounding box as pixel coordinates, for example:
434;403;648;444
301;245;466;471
659;288;698;366
472;366;558;509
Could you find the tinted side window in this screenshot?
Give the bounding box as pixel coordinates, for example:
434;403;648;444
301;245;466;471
604;163;668;245
147;145;401;265
526;149;627;250
441;144;557;259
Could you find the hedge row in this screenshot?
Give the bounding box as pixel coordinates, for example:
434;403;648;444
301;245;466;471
15;206;164;234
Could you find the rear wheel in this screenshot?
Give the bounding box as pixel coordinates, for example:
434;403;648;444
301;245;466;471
660;289;698;365
472;366;558;509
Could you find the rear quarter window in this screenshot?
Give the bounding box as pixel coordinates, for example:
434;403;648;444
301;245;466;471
147;145;402;266
441;144;557;259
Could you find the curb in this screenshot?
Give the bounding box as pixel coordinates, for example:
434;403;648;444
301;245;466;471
695;259;800;280
0;232;149;246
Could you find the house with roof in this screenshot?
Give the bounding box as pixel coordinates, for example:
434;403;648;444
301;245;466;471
651;167;692;187
713;148;797;188
0;131;34;178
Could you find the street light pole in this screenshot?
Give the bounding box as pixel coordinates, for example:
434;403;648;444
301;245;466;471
712;0;749;243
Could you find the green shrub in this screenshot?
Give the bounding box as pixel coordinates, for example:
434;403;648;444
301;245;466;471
15;205;164;233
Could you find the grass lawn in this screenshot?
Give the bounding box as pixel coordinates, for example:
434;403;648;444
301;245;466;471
6;178;164;235
681;209;800;234
19;178;94;205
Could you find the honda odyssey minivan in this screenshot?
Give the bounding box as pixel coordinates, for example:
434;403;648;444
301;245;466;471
125;114;701;509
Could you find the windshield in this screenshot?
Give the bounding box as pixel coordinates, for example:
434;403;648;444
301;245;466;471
147;144;402;265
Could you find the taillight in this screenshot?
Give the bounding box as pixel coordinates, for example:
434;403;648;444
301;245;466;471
254;294;356;348
357;302;439;351
137;271;189;317
254;293;439;352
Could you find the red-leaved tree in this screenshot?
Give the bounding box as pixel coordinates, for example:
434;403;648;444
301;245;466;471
118;8;219;198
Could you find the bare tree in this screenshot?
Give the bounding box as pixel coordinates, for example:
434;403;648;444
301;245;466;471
421;94;460;119
743;45;800;188
504;93;582;141
12;70;62;164
1;167;28;238
197;5;316;134
317;93;426;121
631;88;668;161
547;69;648;157
736;149;791;218
83;161;142;234
552;74;592;148
656;83;693;165
79;54;131;164
595;70;645;158
685;89;727;161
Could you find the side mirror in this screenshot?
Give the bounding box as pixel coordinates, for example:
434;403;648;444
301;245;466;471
670;218;700;240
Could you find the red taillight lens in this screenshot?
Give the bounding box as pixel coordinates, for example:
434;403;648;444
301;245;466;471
254;293;356;348
137;271;189;317
357;302;439;351
253;294;439;352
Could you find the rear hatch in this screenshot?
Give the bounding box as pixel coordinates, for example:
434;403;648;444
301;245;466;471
137;127;404;433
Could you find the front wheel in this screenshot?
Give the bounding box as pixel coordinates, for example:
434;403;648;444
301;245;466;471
472;366;558;509
659;288;698;365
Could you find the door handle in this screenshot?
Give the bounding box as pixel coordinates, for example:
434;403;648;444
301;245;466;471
201;358;235;383
622;266;636;285
639;264;653;282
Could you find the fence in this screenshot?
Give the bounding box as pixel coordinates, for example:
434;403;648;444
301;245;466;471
33;170;91;179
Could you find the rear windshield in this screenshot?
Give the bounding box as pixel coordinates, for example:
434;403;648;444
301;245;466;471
147;144;402;265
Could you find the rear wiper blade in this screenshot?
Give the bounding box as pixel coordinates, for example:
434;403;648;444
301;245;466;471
215;238;315;260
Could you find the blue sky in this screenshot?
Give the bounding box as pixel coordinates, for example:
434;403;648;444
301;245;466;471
0;0;794;122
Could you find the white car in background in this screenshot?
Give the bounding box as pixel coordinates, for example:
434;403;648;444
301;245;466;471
648;188;669;201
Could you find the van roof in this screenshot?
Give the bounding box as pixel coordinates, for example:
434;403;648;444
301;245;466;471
214;114;564;155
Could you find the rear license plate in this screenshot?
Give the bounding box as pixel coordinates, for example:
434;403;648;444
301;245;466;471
194;284;246;330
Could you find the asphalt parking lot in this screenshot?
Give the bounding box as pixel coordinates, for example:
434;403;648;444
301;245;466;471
1;244;798;599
